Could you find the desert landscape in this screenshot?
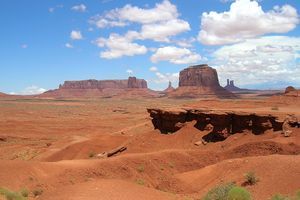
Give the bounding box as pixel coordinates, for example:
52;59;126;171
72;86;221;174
1;0;300;199
0;64;299;200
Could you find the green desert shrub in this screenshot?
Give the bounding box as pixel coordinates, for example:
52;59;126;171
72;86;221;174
0;188;26;200
271;194;290;200
202;182;235;200
135;179;145;186
295;190;300;200
227;186;251;200
137;164;145;173
244;171;259;185
19;189;28;198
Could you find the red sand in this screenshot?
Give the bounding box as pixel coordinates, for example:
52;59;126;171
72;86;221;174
0;95;299;199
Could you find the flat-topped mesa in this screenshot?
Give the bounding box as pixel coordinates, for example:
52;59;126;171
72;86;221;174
59;77;147;90
179;64;220;88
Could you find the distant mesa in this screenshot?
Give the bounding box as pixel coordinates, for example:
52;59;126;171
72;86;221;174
284;86;299;97
59;76;147;90
168;64;235;98
285;86;296;94
42;76;158;98
0;92;7;97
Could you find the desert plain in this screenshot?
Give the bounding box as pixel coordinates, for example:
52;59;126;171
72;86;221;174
0;92;299;200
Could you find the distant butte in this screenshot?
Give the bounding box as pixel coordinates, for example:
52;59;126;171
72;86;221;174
224;79;244;92
168;64;235;98
284;86;299;97
41;77;158;98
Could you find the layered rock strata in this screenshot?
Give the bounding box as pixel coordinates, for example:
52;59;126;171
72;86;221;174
147;108;295;142
168;64;235;98
59;77;147;90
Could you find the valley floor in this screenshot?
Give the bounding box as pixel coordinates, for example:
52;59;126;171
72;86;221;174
0;96;299;200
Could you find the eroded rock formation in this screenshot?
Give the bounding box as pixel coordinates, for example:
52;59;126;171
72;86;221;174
59;77;147;90
168;64;235;98
147;108;292;142
224;79;244;91
285;86;296;94
179;64;220;87
163;81;175;93
284;86;299;97
41;77;156;98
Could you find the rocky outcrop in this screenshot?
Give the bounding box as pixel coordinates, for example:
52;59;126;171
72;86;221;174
285;86;296;94
59;77;147;90
179;64;220;87
163;81;175;93
168;64;235;98
147;108;291;142
127;77;147;88
283;86;299;97
224;79;244;92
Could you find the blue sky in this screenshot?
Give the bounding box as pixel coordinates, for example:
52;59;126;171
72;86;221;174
0;0;299;94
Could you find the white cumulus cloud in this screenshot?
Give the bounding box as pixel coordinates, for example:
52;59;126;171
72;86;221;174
70;30;83;40
151;46;201;64
71;4;87;12
149;66;158;72
199;0;299;45
95;33;147;59
91;0;178;27
126;69;133;74
65;43;73;48
152;72;179;84
212;36;300;87
139;19;190;42
12;86;47;95
90;0;190;43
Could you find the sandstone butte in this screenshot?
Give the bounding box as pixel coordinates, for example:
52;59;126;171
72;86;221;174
168;64;235;98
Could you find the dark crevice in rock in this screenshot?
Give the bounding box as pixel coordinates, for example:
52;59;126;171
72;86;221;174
147;108;289;142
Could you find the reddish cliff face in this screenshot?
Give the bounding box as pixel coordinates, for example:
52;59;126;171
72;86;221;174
169;64;235;98
41;77;153;98
127;77;147;88
179;64;220;88
147;108;287;142
59;77;147;90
